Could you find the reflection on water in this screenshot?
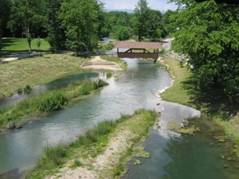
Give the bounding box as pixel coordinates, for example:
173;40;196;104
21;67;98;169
0;59;172;174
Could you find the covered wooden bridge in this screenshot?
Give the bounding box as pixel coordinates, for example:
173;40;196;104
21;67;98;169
115;41;162;62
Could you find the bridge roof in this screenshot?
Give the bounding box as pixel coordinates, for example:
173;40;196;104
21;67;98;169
115;41;162;49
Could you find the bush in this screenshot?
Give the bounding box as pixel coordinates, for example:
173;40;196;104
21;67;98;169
94;79;108;89
78;82;94;95
38;92;68;112
115;26;131;40
23;85;32;94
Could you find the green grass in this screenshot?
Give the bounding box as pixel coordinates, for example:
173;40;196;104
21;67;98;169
0;54;125;98
0;54;89;97
27;110;157;179
0;80;108;129
0;38;50;52
160;57;193;106
160;56;239;153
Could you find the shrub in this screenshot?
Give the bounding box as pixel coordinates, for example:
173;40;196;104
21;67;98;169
74;159;82;167
23;85;32;94
38;92;68;112
94;80;108;89
78;82;94;95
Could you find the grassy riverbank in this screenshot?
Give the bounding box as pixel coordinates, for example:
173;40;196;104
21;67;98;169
160;56;239;155
160;57;192;106
28;110;157;179
0;79;108;130
0;54;123;98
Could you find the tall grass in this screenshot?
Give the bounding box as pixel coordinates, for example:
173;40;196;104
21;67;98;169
29;120;116;179
0;80;108;128
27;110;157;179
38;92;68;112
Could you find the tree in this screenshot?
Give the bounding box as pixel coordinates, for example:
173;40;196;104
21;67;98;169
8;0;48;52
134;0;150;41
172;0;239;104
106;11;133;39
146;10;166;40
0;0;11;48
48;0;66;51
60;0;102;55
115;26;130;40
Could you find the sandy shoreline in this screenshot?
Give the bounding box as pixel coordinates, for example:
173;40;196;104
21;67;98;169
82;56;122;71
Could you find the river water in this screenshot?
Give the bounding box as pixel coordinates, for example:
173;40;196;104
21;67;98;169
0;58;238;178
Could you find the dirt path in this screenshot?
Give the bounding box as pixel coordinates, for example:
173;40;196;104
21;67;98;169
81;56;122;71
47;111;157;179
48;127;134;179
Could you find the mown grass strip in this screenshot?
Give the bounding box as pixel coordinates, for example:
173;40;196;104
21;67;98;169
160;57;192;106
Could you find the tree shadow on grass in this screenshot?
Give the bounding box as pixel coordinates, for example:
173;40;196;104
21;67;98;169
183;77;239;117
0;38;49;57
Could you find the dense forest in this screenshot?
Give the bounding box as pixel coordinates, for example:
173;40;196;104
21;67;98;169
0;0;169;53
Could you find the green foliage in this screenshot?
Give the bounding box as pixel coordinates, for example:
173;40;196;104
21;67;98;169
23;85;32;94
115;26;130;40
74;159;82;167
172;0;239;104
0;0;11;49
106;11;133;39
134;0;150;41
47;0;66;51
7;0;48;51
134;0;165;41
38;92;68;112
0;79;108;128
28;110;157;179
59;0;102;55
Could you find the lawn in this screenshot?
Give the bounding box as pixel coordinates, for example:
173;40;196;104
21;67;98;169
0;54;88;97
160;57;192;106
0;37;50;53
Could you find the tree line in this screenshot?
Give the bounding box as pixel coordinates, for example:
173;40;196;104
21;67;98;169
170;0;239;107
0;0;169;53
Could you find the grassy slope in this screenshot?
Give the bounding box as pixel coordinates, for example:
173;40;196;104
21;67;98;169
1;38;50;52
160;57;192;106
0;54;88;97
161;57;239;150
0;54;125;98
0;80;107;129
28;110;157;179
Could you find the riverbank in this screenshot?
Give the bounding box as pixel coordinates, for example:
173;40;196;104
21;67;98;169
0;79;108;131
0;54;124;98
27;110;157;179
82;56;127;71
159;56;239;156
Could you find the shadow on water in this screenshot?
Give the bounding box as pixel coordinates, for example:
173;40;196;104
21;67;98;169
123;102;239;179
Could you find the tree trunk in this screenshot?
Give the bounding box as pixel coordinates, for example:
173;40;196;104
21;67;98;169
26;26;32;53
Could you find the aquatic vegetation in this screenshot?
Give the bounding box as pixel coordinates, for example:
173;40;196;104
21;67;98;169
27;110;157;179
38;92;68;112
0;80;108;129
23;85;32;94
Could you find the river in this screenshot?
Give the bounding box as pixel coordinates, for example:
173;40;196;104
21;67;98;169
0;58;238;179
